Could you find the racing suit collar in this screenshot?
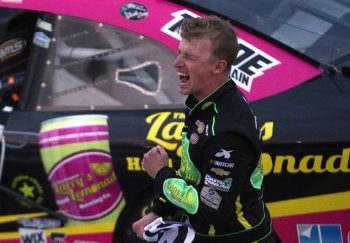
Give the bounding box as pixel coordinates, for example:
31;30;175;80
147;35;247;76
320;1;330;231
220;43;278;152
185;79;236;114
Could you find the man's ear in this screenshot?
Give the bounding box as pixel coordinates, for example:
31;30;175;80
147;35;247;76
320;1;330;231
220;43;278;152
212;59;228;74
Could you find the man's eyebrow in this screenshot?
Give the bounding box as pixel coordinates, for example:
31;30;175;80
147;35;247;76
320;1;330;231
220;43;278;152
180;50;197;58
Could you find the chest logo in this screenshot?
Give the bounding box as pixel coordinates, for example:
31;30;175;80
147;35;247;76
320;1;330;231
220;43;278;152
215;149;234;159
190;133;199;145
195;120;205;134
211;168;230;176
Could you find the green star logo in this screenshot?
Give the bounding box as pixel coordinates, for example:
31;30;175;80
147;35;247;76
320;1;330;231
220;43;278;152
11;175;44;207
19;182;35;198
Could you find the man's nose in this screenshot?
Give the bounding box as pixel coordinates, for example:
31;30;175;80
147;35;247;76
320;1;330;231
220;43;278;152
173;55;182;68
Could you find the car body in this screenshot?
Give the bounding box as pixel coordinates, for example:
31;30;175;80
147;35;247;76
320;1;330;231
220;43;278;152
0;0;349;242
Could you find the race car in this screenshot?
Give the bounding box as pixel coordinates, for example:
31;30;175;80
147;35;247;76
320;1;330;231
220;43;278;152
0;0;349;242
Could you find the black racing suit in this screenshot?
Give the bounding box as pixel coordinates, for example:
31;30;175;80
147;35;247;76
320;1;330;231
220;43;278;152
150;79;274;242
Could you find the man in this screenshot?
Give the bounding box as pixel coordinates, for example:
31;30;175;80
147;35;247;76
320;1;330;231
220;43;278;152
133;15;278;242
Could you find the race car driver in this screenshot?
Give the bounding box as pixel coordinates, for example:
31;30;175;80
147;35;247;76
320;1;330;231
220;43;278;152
133;15;279;243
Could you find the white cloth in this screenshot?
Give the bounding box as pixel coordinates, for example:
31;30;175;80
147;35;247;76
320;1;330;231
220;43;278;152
143;217;195;243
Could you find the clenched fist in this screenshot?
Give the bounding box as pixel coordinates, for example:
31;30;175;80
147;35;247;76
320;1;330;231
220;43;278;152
142;145;168;179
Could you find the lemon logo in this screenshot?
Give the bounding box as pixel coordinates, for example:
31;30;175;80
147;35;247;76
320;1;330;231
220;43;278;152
187;192;194;201
90;162;112;176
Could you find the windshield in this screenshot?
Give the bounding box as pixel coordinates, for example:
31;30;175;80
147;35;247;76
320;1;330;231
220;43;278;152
183;0;350;65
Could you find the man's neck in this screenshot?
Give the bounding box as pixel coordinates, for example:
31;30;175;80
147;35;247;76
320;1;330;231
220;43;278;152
194;74;230;102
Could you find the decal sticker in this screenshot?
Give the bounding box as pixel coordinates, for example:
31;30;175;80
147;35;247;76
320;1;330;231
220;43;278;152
204;174;232;192
190;133;199;145
297;224;343;243
11;175;44;207
33;32;51;49
48;151;123;220
200;186;222;210
161;9;200;40
126;157;143;171
262;148;350;175
18;218;61;229
211;167;230;176
0;38;26;62
19;228;47;243
146;112;185;157
51;232;67;243
210;159;235;168
37;19;53;32
231;39;280;92
261;121;274;141
195;120;205;134
120;2;149;20
126;156;173;171
215;149;234;159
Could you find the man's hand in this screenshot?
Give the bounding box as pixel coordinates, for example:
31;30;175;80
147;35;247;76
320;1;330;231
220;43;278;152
143;145;168;179
132;212;159;240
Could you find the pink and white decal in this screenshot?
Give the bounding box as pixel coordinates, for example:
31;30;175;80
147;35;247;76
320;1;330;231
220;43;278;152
0;0;322;102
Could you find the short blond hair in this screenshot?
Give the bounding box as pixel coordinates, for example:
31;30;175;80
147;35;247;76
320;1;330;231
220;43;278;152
180;15;238;72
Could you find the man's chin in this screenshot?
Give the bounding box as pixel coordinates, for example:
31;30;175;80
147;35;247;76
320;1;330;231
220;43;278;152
178;87;190;96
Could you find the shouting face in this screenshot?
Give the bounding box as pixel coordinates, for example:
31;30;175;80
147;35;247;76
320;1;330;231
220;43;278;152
173;37;220;101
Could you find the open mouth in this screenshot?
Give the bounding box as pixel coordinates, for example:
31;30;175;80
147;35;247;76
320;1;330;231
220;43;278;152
178;72;190;83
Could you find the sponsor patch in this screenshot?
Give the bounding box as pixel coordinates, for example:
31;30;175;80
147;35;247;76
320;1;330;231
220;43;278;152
195;120;205;134
215;149;233;159
190;133;199;144
204;174;232;192
210;159;235;168
200;186;222;210
120;3;149;20
211;167;230;176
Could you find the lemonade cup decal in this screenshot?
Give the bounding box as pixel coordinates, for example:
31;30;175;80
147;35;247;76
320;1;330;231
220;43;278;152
39;115;123;221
